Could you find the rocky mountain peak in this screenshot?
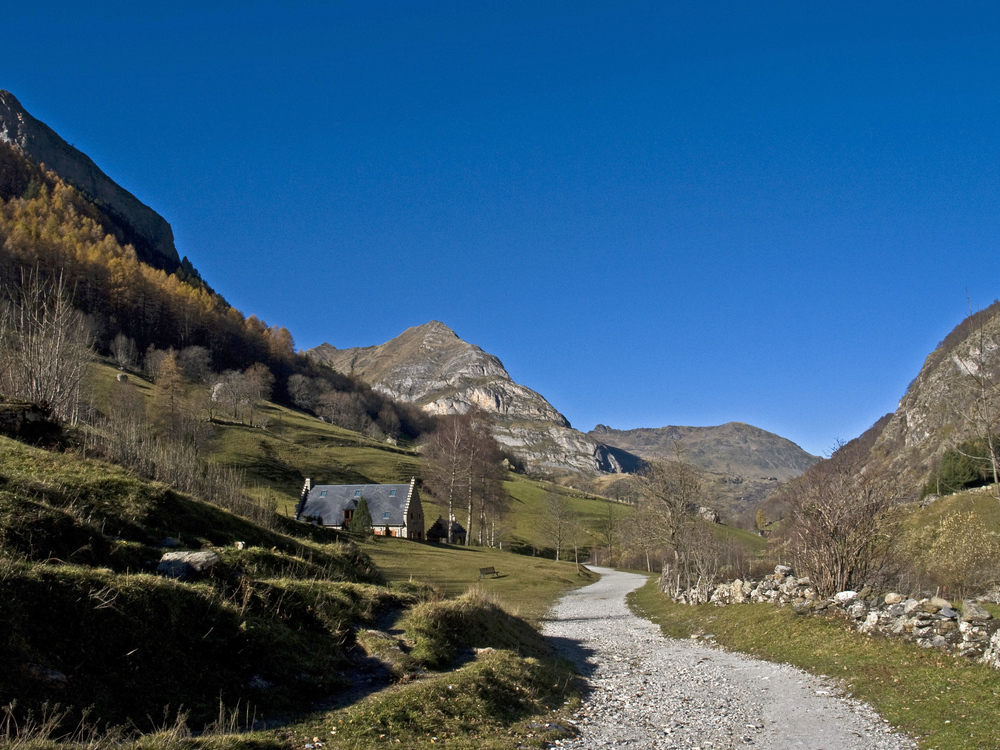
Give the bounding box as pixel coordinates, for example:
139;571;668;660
0;90;179;271
308;322;650;474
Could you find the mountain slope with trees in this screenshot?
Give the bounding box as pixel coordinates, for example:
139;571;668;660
0;90;180;273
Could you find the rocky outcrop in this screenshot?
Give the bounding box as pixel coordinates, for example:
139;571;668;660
309;322;639;474
310;322;568;424
861;302;1000;499
0;90;179;270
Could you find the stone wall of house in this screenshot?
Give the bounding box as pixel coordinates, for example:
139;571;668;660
659;565;1000;669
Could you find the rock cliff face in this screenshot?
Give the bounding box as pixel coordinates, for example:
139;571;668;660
862;302;1000;499
0;90;179;270
308;321;640;474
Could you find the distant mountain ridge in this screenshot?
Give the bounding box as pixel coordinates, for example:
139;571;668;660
308;322;642;474
588;422;818;481
0;90;180;271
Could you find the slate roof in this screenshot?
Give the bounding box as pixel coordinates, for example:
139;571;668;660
299;482;414;527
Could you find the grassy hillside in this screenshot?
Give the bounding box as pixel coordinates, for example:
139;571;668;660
0;430;597;748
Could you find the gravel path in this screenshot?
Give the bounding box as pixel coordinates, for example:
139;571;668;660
542;567;918;750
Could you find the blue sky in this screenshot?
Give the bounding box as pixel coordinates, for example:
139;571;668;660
6;2;1000;456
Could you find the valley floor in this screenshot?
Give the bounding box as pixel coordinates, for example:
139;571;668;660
543;568;918;750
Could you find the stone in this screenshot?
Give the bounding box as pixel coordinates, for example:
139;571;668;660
938;607;959;620
902;599;921;614
834;590;857;604
731;579;747;604
774;565;794;578
961;600;993;622
157;550;221;579
860;612;881;634
980;631;1000;668
929;596;952;610
887;603;906;617
884;593;904;605
847;601;869;620
792;601;813;616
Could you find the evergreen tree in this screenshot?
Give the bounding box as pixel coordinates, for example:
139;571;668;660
348;496;374;539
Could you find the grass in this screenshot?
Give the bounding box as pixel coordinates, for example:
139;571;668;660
271;648;579;750
89;362;422;517
357;536;597;622
0;417;597;748
629;577;1000;750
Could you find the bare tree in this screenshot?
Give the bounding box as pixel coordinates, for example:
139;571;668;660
0;269;92;424
785;440;901;596
597;499;625;565
287;373;319;411
423;412;473;543
464;412;503;545
177;345;212;383
636;460;703;574
539;491;577;561
110;332;138;371
211;370;247;422
243;362;275;427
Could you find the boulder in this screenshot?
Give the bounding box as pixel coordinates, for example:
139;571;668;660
731;579;748;604
981;631;1000;668
884;593;904;605
961;600;993;622
157;550;221;579
847;601;869;620
834;590;858;604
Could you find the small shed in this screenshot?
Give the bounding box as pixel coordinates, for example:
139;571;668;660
426;516;466;545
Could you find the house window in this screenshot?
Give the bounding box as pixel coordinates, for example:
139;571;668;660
354;490;361;497
383;512;391;519
389;490;396;496
319;490;326;497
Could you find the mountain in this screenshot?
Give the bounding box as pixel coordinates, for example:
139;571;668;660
0;90;180;271
860;301;1000;500
589;422;819;520
588;422;819;481
308;322;642;474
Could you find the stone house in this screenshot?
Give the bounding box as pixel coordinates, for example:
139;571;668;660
296;477;424;539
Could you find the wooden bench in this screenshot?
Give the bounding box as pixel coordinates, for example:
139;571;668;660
478;566;500;579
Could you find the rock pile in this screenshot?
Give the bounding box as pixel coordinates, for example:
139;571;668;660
661;565;1000;667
